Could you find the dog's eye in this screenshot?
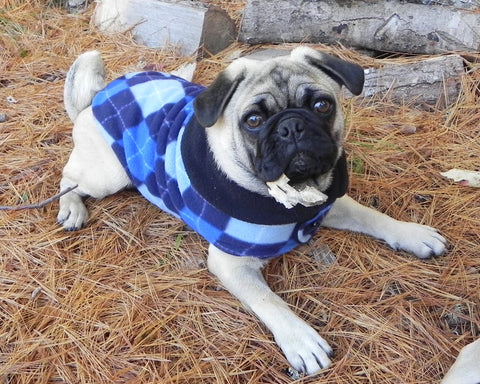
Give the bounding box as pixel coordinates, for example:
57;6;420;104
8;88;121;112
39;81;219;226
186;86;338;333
313;99;332;114
245;114;264;129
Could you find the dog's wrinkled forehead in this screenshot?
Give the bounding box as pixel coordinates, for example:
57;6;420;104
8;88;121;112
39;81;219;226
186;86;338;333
236;60;340;112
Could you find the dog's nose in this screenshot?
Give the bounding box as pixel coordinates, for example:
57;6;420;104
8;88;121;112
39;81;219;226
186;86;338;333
277;117;304;140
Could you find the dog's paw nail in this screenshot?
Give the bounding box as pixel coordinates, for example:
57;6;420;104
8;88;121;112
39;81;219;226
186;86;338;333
284;367;303;380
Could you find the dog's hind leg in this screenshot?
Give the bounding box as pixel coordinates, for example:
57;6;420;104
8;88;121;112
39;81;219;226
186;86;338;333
58;50;131;230
57;108;131;230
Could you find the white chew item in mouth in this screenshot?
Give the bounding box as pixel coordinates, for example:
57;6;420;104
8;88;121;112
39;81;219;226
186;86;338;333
266;174;328;209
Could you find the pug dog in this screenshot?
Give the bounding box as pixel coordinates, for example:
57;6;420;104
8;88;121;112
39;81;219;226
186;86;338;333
57;47;446;375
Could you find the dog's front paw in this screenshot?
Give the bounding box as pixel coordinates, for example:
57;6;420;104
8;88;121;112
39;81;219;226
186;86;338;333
385;221;446;259
57;193;88;230
274;319;333;375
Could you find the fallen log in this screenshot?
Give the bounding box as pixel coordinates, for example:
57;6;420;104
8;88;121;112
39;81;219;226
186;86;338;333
360;55;464;108
239;0;480;54
93;0;235;56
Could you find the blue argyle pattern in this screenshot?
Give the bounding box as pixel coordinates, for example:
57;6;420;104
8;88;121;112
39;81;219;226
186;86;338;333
91;72;333;258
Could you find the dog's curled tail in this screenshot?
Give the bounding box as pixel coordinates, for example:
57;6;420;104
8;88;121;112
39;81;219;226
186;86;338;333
64;51;106;122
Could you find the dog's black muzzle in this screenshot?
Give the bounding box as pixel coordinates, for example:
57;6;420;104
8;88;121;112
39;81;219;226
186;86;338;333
254;109;338;183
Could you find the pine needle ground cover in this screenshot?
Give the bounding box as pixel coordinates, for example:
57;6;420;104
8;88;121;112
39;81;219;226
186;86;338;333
1;1;479;383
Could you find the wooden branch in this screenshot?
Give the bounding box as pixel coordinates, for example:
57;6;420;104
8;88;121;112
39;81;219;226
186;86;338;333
239;0;480;54
0;185;78;211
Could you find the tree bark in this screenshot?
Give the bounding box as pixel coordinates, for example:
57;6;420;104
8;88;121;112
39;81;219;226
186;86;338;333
239;0;480;54
359;55;464;107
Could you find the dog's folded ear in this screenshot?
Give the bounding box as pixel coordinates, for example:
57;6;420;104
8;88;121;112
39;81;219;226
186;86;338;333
292;47;365;96
193;71;244;128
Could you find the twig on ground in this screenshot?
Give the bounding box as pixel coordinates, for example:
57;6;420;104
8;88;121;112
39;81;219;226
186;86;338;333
0;185;78;211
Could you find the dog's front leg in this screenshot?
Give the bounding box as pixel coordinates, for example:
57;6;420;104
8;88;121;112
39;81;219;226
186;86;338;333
208;245;332;375
323;195;447;258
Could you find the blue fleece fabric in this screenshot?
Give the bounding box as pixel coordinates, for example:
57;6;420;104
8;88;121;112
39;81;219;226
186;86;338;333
91;72;336;258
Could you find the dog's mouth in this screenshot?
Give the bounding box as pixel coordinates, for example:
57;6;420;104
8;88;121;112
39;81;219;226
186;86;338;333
284;152;335;184
283;152;335;184
263;151;337;209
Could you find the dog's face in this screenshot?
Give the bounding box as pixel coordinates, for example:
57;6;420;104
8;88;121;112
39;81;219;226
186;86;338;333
193;47;364;201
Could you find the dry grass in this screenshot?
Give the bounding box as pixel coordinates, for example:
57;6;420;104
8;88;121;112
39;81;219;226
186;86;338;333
1;1;479;383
